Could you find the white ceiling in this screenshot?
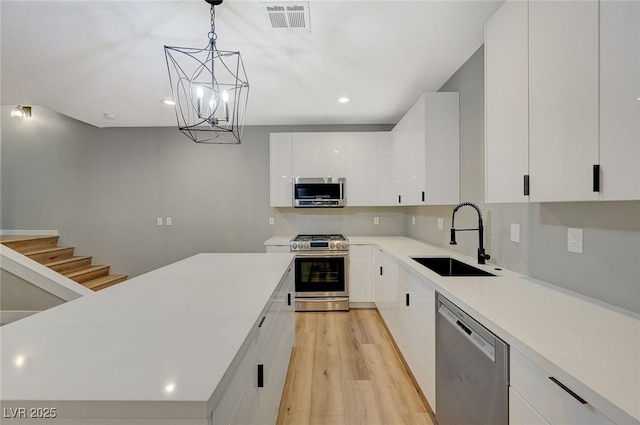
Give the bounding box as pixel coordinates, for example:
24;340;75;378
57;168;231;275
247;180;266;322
0;0;502;128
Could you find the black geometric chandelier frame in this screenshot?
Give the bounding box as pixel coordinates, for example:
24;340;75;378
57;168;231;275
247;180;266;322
164;0;249;144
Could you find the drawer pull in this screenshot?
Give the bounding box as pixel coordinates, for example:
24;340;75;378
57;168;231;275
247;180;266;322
548;377;587;405
258;316;266;328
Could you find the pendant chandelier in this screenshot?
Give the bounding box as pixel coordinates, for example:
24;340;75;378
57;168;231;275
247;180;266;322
164;0;249;144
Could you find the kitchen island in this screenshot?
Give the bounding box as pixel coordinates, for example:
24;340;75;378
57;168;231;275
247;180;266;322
0;253;295;425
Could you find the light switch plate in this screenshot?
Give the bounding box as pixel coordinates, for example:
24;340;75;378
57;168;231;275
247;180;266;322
567;228;583;254
374;217;379;225
510;223;520;243
269;217;275;226
437;218;444;230
166;217;172;226
156;217;163;226
412;216;416;225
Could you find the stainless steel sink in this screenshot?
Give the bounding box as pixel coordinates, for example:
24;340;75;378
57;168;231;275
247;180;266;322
411;257;495;277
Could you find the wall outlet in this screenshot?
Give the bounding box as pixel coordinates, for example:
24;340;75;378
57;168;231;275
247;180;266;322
269;217;275;226
567;228;583;254
437;218;444;230
156;217;163;226
166;217;172;226
374;216;379;225
412;216;416;225
510;223;520;243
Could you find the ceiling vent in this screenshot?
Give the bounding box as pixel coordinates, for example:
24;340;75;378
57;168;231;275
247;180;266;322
263;3;310;31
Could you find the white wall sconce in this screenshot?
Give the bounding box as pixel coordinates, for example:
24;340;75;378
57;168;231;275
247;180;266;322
11;105;32;118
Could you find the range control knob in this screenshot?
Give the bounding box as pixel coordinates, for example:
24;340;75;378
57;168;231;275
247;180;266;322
330;243;336;249
303;243;309;249
292;243;298;249
341;243;348;249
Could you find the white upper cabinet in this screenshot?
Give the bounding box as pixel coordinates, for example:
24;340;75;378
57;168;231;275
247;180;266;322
346;132;379;206
269;133;293;207
528;0;600;202
484;0;529;204
599;0;640;200
291;132;346;178
377;132;396;206
391;92;460;206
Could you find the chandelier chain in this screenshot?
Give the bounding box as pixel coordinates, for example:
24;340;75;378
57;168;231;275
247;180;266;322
208;5;217;46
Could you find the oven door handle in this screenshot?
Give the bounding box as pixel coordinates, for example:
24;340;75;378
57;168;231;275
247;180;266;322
294;252;348;258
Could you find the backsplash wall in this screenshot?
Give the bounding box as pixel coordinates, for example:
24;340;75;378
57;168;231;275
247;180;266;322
408;46;640;315
273;207;408;237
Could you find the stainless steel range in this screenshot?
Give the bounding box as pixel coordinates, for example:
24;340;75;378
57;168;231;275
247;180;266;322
291;234;349;312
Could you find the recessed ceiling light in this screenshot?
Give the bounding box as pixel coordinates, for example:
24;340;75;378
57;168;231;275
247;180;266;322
338;97;350;104
164;383;176;393
162;99;175;106
103;113;118;120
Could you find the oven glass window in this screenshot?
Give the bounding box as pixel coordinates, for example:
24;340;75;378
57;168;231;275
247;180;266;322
295;257;345;293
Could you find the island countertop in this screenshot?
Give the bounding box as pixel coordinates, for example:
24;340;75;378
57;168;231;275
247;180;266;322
0;253;294;406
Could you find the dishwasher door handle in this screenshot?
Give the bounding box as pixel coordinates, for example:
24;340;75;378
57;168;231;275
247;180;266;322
456;320;472;335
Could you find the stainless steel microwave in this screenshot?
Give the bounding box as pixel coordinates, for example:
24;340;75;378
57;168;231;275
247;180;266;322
293;177;346;208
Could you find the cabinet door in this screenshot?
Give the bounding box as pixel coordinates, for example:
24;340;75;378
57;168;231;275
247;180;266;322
292;132;346;178
373;248;399;331
599;0;640;200
270;133;293;207
528;1;599;202
424;92;459;205
377;132;396;206
348;245;373;303
485;0;529;203
345;133;378;206
390;122;404;205
403;96;426;206
396;266;437;411
509;387;550;425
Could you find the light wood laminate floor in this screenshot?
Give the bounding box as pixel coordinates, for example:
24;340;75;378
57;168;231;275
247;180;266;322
276;309;435;425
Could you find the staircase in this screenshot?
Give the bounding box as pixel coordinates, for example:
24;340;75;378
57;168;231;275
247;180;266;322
0;235;127;291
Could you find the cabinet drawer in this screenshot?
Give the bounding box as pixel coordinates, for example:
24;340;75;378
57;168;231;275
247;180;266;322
349;244;372;256
510;349;615;425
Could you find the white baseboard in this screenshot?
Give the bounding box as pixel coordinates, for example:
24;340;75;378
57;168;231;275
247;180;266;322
1;229;59;236
0;310;39;324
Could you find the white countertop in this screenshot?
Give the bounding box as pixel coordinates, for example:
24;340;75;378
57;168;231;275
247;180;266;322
347;236;640;424
0;253;294;403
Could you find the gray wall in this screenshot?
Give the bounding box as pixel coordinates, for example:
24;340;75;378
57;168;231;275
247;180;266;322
407;47;640;315
0;106;390;278
0;269;64;311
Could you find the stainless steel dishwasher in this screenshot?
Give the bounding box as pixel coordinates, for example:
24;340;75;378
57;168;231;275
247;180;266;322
435;293;509;425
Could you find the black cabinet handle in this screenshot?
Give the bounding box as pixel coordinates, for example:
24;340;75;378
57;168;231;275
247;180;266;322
258;364;264;388
548;377;587;405
380;266;383;276
287;293;292;306
258;316;266;328
405;293;410;306
593;164;600;192
398;195;402;204
524;175;530;196
421;191;425;202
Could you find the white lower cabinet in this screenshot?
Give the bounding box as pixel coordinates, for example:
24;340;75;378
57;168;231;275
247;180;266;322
211;265;294;425
348;244;373;303
395;266;436;411
510;349;616;425
373;249;436;412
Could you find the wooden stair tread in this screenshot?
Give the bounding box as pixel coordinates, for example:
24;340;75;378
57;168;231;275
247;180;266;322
64;265;111;284
0;235;50;243
83;274;128;291
1;235;60;253
23;246;73;256
43;255;91;267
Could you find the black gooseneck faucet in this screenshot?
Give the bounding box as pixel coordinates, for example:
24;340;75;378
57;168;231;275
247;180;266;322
450;202;491;265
